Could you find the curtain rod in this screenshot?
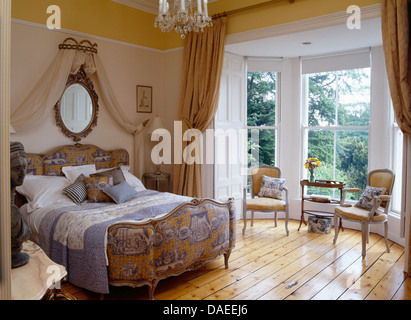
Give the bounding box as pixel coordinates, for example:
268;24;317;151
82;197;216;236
213;0;295;19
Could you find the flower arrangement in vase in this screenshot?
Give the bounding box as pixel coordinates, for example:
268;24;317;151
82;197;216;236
305;158;321;183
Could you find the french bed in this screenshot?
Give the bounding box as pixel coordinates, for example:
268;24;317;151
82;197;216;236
17;143;236;299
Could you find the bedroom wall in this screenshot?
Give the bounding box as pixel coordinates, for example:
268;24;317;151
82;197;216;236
10;20;171;177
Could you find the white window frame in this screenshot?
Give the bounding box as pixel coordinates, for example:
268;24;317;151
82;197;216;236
300;50;371;199
246;58;282;169
391;115;403;216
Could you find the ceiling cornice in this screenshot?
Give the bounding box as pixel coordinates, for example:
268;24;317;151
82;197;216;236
225;4;382;46
112;0;220;15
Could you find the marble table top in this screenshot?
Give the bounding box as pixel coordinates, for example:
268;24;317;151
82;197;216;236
12;241;67;300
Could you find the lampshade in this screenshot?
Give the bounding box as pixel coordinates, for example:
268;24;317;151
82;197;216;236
148;115;165;138
10;124;16;134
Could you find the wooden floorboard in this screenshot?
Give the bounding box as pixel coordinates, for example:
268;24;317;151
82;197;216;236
61;219;410;300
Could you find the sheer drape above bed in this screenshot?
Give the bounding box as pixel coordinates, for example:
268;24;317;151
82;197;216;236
10;39;148;179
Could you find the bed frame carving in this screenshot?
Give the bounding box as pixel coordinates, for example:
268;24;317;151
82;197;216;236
23;144;236;299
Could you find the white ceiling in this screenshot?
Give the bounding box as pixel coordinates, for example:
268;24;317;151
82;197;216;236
225;18;382;58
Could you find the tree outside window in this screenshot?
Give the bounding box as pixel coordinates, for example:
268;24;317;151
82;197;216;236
247;71;278;168
304;68;371;199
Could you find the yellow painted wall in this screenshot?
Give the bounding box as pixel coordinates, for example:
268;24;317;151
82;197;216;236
12;0;382;50
12;0;166;49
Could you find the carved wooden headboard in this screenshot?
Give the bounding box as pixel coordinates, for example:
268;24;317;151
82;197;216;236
26;143;129;176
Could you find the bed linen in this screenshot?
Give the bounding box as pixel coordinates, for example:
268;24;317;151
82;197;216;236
26;189;191;294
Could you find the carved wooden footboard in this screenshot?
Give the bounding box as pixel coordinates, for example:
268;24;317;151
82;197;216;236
106;198;236;300
23;144;236;299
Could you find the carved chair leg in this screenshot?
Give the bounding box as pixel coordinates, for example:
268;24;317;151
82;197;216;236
224;250;231;269
384;221;390;253
361;222;368;259
285;209;289;236
333;215;340;244
242;212;247;235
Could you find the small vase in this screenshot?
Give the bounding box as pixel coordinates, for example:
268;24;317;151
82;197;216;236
309;170;315;183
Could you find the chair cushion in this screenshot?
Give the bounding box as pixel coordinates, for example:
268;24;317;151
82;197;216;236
251;167;280;196
335;205;387;222
258;175;285;200
246;197;286;211
356;186;386;209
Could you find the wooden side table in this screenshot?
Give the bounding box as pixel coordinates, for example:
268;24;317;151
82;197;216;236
298;180;345;231
11;241;75;300
143;172;171;192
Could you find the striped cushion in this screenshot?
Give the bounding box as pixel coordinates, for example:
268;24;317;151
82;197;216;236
62;174;87;205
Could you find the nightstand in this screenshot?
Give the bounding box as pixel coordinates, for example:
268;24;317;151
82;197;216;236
143;172;171;192
11;241;75;300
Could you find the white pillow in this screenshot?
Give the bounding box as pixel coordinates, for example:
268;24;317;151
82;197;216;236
62;164;97;183
122;168;146;192
16;175;73;213
96;166;146;192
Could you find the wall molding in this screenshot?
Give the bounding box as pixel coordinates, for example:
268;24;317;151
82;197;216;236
225;4;382;46
11;18;167;54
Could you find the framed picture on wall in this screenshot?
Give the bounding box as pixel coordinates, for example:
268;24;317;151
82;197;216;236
136;85;152;113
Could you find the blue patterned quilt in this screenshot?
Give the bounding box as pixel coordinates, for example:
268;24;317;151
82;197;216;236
38;190;191;294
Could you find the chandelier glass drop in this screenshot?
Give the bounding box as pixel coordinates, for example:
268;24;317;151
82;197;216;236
155;0;213;39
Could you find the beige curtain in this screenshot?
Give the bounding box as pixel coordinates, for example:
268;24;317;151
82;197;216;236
173;17;227;197
381;0;411;273
382;0;411;135
11;42;149;178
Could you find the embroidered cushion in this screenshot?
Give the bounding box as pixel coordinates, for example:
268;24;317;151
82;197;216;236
258;175;285;200
104;181;138;204
62;174;87;205
355;186;387;210
90;166;125;186
84;176;114;203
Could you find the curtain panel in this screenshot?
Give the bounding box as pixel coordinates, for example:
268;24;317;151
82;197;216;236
381;0;411;274
382;0;411;135
173;17;227;198
10;42;149;179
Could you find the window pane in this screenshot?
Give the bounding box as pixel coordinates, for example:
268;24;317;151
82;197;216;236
248;129;276;167
336;130;368;192
308;72;337;126
307;130;334;197
307;129;334;180
337;68;370;126
247;72;277;127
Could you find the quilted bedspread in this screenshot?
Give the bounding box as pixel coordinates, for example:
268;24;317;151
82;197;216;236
38;190;191;294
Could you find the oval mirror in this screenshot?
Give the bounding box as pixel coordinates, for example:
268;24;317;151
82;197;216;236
55;67;99;142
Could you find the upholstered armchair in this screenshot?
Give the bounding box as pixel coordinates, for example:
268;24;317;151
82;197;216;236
242;165;289;236
333;169;395;259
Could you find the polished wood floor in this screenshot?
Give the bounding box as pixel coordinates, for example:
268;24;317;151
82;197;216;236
62;219;411;300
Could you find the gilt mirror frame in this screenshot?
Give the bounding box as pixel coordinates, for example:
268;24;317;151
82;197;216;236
54;66;99;142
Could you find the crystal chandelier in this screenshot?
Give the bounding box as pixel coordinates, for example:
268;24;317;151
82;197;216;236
155;0;213;39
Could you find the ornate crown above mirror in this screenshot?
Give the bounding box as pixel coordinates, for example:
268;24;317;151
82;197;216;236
54;66;99;142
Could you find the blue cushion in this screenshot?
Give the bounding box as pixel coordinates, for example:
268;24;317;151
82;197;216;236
258;175;285;200
103;181;138;204
356;186;386;209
